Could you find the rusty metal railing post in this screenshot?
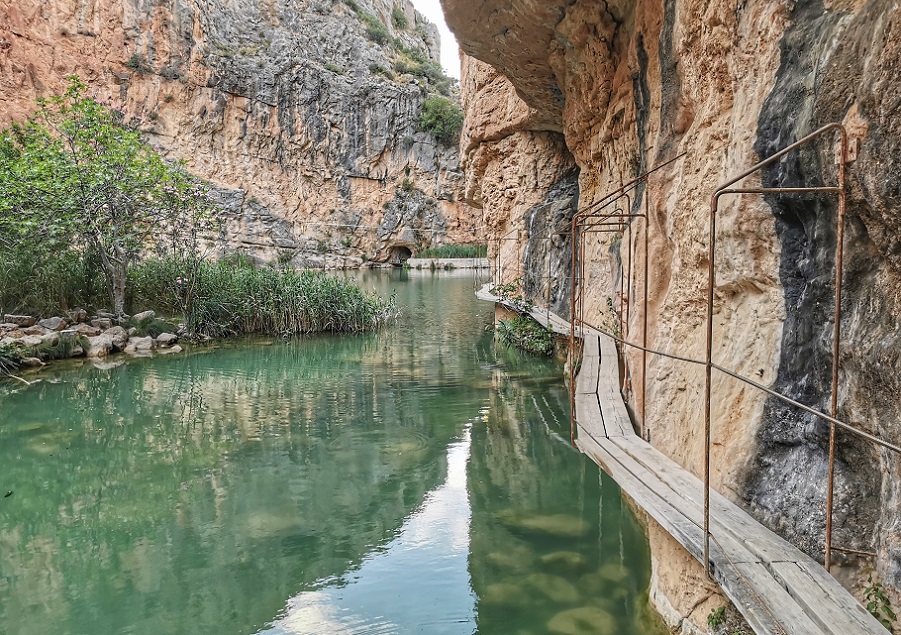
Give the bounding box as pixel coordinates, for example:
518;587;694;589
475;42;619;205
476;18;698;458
704;123;848;580
703;191;720;581
642;185;650;441
825;129;848;572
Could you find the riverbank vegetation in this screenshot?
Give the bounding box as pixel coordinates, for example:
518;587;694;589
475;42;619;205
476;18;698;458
495;316;556;357
418;244;487;259
0;78;396;377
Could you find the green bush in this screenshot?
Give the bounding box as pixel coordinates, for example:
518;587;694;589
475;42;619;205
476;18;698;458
124;54;152;73
495;316;555;356
391;5;408;29
359;12;390;44
418;96;463;146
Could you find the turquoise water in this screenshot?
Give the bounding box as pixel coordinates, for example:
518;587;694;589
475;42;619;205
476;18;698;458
0;271;663;635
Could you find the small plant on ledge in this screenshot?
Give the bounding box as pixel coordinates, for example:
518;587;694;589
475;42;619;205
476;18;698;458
124;53;152;74
490;278;534;314
864;575;896;633
495;316;555;356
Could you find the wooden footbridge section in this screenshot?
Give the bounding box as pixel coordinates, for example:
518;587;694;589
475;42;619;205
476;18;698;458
477;284;885;635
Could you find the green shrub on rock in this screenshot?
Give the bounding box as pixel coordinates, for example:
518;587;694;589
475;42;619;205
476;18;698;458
496;316;556;357
418;96;463;147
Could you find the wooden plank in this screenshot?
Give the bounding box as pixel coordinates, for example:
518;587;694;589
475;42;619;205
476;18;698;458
595;336;634;436
574;392;606;437
718;562;824;635
771;562;885;635
611;436;819;566
597;381;633;436
576;336;600;395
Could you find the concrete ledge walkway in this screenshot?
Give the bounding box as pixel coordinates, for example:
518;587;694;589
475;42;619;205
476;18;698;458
477;283;884;635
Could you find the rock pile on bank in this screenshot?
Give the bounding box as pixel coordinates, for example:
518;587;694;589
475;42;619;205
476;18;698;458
0;309;182;366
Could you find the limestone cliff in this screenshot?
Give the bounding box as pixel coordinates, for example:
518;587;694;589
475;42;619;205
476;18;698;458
0;0;478;266
446;0;901;628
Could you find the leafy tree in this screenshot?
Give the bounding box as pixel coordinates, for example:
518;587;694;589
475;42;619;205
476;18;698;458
0;77;219;316
418;96;464;147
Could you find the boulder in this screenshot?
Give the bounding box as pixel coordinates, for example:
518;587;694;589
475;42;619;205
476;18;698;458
156;332;178;347
96;311;116;319
22;325;50;336
38;317;68;331
86;335;114;358
0;323;20;332
127;327;137;336
40;332;60;347
90;318;113;330
103;326;129;350
2;315;37;327
132;310;156;323
158;344;183;355
19;335;44;347
66;308;88;324
72;323;101;337
124;336;154;354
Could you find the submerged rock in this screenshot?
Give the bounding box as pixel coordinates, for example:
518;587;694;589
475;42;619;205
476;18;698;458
547;607;616;635
496;510;590;538
597;562;629;584
525;573;580;604
486;547;534;571
481;582;526;606
540;551;590;573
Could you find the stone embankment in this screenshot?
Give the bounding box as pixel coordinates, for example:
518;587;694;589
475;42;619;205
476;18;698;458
1;309;183;368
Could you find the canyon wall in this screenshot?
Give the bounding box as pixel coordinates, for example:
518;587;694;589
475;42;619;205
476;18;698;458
446;0;901;629
0;0;478;266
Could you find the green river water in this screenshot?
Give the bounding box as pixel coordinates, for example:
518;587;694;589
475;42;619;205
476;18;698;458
0;271;663;635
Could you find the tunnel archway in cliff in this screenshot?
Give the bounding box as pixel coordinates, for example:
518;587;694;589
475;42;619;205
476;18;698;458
388;245;413;265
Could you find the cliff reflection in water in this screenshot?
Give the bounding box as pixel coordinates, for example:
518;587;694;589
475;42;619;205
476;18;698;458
0;272;663;635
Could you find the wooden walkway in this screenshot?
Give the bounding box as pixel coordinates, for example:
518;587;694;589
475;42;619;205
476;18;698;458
477;284;884;635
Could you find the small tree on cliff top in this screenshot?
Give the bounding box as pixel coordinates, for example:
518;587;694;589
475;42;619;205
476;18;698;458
0;77;217;315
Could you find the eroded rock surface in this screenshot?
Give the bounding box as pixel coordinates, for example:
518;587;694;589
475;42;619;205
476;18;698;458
445;0;901;625
0;0;479;265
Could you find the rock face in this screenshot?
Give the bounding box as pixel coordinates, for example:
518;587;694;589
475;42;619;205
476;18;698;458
0;0;479;265
445;0;901;626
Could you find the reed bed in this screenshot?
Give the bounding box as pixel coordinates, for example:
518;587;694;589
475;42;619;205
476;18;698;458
131;259;396;337
417;244;487;259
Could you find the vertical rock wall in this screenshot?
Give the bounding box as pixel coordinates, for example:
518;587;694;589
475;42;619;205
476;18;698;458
446;0;901;627
0;0;479;265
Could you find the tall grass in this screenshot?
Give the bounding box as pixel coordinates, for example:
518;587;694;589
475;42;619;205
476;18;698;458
0;251;396;337
418;244;487;259
129;258;395;336
0;247;106;315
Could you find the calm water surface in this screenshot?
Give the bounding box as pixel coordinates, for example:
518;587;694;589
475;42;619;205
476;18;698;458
0;271;663;635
